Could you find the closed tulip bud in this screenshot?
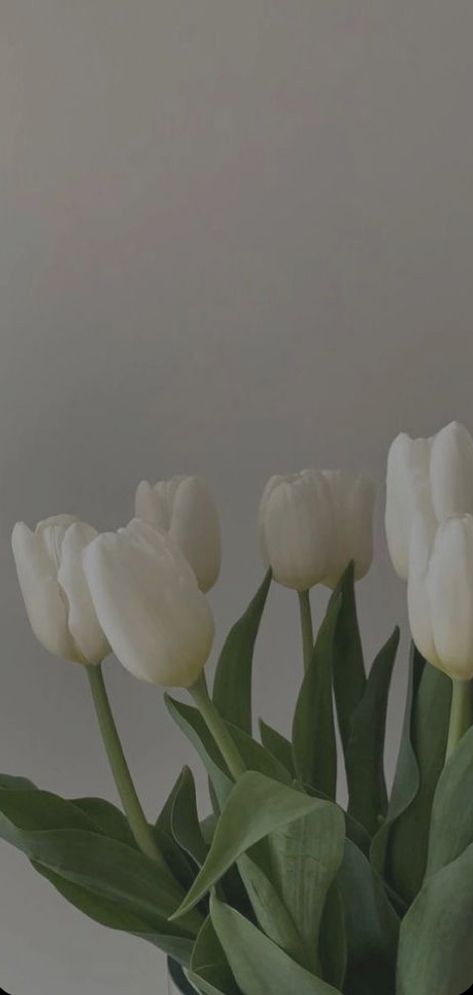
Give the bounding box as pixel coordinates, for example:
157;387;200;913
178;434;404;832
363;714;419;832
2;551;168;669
135;475;221;593
83;519;214;688
258;470;334;591
321;470;376;588
408;512;473;680
12;515;110;665
386;421;473;581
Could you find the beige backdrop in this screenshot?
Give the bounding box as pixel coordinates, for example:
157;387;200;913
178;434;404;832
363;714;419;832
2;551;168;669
1;2;473;993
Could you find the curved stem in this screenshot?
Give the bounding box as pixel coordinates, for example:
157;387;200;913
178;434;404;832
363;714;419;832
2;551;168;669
189;673;246;780
446;677;473;762
86;664;166;868
298;589;314;673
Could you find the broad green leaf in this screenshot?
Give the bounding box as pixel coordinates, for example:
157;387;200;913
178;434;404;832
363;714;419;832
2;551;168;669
0;774;39;791
71;797;136;846
397;841;473;995
381;657;451;903
346;628;399;835
427;722;473;875
33;861;194;964
210;895;342;995
189;916;241;995
165;696;233;808
339;840;399;995
318;883;347;991
330;563;366;752
213;570;272;735
267;801;345;972
237;852;306;966
172;772;335;919
292;595;341;798
301;782;371;856
0;787;102;837
259;720;295;776
171;767;208;867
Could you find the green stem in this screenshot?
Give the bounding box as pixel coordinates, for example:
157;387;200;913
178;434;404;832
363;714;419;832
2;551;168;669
446;677;473;762
298;589;314;673
86;664;166;868
190;673;246;780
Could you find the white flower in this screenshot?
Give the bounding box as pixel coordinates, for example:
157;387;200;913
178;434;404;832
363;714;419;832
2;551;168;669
321;470;376;589
83;519;214;688
385;421;473;581
12;515;109;665
408;512;473;680
135;476;221;593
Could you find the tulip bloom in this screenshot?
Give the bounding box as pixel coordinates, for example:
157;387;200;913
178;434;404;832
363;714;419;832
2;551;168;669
408;512;473;681
259;468;375;592
386;421;473;581
135;476;221;593
259;470;334;591
11;515;110;665
83;519;214;688
320;470;376;589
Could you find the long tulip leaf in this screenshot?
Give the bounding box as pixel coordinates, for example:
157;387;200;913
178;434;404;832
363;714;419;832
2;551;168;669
330;563;366;752
213;570;272;735
345;628;399;835
292;595;341;797
172;772;336;919
210;895;342;995
189;916;241;995
426;721;473;875
259;720;295;776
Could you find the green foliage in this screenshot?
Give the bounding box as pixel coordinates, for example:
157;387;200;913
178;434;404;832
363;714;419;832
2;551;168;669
292;595;341;797
213;570;272;735
2;569;472;994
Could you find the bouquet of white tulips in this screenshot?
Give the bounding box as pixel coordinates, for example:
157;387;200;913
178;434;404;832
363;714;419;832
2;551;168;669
3;425;473;995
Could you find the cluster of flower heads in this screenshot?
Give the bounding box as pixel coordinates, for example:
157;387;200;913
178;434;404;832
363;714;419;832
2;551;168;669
11;420;473;689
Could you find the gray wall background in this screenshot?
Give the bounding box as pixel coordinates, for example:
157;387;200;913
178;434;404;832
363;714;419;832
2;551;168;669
1;2;473;992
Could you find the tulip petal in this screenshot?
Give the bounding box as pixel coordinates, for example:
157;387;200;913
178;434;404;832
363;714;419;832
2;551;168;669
407;509;441;670
259;471;332;591
58;523;110;665
169;477;221;593
134;481;169;530
83;520;214;688
427;515;473;680
322;471;376;588
385;434;433;582
430;421;473;520
12;522;76;661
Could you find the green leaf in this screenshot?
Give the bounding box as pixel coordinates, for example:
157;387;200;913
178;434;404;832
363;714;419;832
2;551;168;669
376;655;451;903
339;840;399;995
345;628;400;836
370;645;423;877
397;841;473;995
0;774;39;791
213;570;272;735
227;722;291;785
0;786;102;837
165;696;233;808
33;861;194;964
210;895;342;995
330;563;366;752
169;958;201;994
318;883;347;991
267;801;345;972
426;722;473;875
292;595;341;798
259;720;295;777
237;852;307;966
71;797;136;846
172;772;337;919
189;916;241;995
170;767;208;867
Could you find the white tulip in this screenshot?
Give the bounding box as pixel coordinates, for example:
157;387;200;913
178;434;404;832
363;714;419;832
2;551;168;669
12;515;110;665
259;470;334;591
321;470;376;589
83;519;214;688
135;475;221;593
408;512;473;680
386;421;473;582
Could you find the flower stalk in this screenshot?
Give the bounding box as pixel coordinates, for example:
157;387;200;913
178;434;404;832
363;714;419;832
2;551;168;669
298;589;314;673
86;664;166;868
446;677;473;762
189;672;245;780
